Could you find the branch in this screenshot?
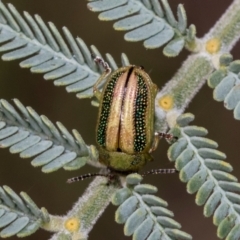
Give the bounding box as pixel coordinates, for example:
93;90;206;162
155;0;240;131
49;177;119;240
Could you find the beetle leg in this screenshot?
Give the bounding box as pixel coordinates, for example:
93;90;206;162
149;134;160;153
92;55;111;73
149;132;177;153
156;132;177;141
92;55;112;101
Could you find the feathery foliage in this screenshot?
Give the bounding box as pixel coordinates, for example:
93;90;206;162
0;98;98;172
0;185;48;238
0;2;131;105
168;113;240;239
87;0;197;56
112;173;192;240
208;53;240;120
0;0;240;239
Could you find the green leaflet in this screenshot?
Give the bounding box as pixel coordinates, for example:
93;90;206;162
180;157;200;183
208;69;228;88
168;113;240;239
164;229;192;240
124;208;147;236
176;113;195;127
229;60;240;73
225;224;240;240
217;214;236;238
177;4;187;34
0;2;131;102
112;173;192;240
0;217;29;238
17;220;42;237
134;184;158;194
157;216;181;229
0;99;94;173
187;168;208;194
213;202;229;226
214;75;236;102
144;24;174;49
208;53;240;120
195;179;215;206
219;53;233;67
115;196;138;224
0;186;47;238
163;37;185;57
133;217;154;240
114;14;153;31
87;0;196;55
175;148;194;171
125;20;165;42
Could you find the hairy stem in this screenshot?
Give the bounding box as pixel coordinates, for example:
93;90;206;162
155;0;240;130
48;177;120;240
204;0;240;51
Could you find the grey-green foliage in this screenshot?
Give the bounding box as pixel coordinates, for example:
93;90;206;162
0;185;48;238
0;99;97;173
0;2;130;105
112;174;192;240
168;113;240;239
208;53;240;120
87;0;196;56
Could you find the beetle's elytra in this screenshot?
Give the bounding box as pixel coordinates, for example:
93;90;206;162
95;64;158;172
67;56;177;183
97;66;156;153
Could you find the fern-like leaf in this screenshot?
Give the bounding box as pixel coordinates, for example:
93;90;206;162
208;53;240;121
112;173;192;240
0;99;99;173
0;185;48;238
168;113;240;239
87;0;196;56
0;2;130;105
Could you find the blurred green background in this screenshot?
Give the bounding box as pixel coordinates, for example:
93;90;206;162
0;0;239;239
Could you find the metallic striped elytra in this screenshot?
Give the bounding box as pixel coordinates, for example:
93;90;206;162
97;66;156;153
93;61;159;172
66;56;177;183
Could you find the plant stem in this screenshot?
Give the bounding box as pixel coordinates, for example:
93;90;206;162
155;0;240;130
48;177;119;240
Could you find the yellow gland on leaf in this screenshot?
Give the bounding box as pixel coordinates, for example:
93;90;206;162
64;217;80;232
158;95;174;110
205;38;221;54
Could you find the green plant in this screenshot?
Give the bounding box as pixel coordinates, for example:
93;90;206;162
0;0;240;239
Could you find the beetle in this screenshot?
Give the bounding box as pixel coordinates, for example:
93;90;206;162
67;56;176;183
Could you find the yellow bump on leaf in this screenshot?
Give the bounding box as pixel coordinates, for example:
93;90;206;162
64;217;80;232
205;38;221;54
158;95;174;110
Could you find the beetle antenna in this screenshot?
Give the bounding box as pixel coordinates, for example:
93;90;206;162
91;54;111;74
141;168;178;176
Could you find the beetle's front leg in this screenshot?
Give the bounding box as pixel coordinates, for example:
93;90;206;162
92;55;112;101
149;132;177;153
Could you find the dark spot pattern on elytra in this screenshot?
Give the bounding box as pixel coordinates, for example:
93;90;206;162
134;73;148;152
97;72;123;146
